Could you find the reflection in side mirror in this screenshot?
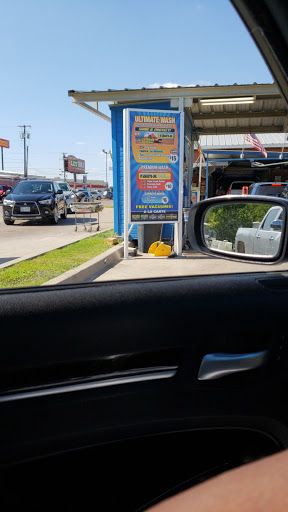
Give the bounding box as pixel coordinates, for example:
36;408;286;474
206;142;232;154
270;220;282;231
203;203;284;258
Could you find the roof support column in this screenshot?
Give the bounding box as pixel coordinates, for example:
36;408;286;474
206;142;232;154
205;153;209;199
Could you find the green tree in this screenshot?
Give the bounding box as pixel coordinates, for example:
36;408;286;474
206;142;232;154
205;204;271;243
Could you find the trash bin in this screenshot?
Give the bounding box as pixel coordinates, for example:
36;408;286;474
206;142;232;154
138;224;162;253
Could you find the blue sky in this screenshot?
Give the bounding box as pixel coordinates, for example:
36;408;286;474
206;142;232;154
1;0;272;185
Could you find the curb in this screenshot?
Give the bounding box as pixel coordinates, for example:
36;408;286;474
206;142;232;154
43;243;124;286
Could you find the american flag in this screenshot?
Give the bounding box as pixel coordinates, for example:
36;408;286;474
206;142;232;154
245;134;267;158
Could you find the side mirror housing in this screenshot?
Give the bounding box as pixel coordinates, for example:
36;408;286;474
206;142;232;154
271;220;282;231
188;195;288;264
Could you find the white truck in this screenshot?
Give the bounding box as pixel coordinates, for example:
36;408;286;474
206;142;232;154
235;206;283;256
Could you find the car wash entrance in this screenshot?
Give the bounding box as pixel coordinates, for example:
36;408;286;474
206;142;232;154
68;82;288;255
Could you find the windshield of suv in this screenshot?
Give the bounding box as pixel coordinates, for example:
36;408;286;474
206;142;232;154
57;183;71;191
1;0;287;289
13;182;54;195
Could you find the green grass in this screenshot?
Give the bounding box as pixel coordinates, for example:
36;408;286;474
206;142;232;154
0;229;116;289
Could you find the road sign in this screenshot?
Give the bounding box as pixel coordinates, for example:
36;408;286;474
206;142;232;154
0;139;9;149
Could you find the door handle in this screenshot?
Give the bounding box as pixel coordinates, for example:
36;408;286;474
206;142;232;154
198;350;268;380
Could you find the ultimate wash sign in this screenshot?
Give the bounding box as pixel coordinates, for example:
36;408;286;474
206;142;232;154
124;109;184;224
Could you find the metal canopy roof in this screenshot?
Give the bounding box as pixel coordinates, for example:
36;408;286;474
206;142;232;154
68;83;288;138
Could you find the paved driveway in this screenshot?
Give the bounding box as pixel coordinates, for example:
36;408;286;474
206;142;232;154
0;201;114;268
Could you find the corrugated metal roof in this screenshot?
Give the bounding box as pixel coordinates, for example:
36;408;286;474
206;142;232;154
200;133;287;148
69;81;275;94
69;82;288;136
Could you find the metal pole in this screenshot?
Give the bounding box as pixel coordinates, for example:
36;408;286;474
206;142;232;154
198;151;203;198
23;125;27;178
123;111;129;259
205;153;209;199
1;148;3;170
63;154;66;181
106;152;107;187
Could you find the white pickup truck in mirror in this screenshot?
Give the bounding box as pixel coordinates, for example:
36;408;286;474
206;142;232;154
188;196;288;264
235;206;283;256
203;203;283;258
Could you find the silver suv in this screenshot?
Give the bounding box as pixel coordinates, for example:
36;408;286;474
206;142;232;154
55;181;77;213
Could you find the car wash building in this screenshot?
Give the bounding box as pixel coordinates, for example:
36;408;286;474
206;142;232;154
68;82;288;253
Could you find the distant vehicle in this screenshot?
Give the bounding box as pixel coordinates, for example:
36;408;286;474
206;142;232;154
102;190;113;199
235;206;283;255
75;189;95;202
91;190;103;200
55;181;77;213
248;182;287;196
227;181;255;195
2;180;66;225
0;185;13;200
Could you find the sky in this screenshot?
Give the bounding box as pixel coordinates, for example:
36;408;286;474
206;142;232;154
1;0;273;186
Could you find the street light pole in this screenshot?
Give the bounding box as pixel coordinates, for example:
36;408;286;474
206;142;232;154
102;149;109;188
19;125;31;179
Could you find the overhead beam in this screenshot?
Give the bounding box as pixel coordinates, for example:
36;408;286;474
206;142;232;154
196;126;285;135
193;110;288;120
72;100;111;123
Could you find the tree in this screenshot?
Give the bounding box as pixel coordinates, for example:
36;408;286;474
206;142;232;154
205;204;271;243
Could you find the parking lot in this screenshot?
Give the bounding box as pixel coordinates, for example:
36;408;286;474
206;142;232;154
0;200;114;268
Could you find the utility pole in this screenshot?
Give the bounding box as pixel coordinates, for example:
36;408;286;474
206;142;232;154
62;153;67;181
19;125;31;179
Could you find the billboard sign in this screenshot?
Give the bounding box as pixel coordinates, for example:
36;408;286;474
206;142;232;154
67;155;85;174
0;139;10;149
124;109;183;223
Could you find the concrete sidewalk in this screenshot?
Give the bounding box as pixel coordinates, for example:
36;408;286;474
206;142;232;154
0;205;114;269
93;249;288;281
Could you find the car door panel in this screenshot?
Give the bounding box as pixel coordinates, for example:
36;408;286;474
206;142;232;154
1;273;288;469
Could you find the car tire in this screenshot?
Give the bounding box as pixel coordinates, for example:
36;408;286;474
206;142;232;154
61;203;67;219
97;196;101;200
4;219;14;225
49;207;59;224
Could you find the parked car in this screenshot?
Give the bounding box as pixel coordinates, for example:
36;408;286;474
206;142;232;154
55;181;77;213
248;182;287;196
227;181;255;195
75;189;95;202
102;190;113;199
91;190;103;200
235;205;283;255
2;180;67;225
0;185;13;200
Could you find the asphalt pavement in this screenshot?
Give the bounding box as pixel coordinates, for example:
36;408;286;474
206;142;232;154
0;200;114;268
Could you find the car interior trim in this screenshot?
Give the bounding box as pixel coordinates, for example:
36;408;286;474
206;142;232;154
198;350;269;380
0;366;178;403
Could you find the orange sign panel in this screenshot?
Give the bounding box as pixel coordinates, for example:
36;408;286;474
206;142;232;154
0;139;9;149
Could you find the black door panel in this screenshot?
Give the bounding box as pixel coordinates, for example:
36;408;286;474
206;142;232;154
1;272;288;467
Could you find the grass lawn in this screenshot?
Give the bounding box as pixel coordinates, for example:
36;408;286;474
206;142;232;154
0;229;116;289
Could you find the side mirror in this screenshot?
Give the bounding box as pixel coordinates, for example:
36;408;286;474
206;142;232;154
56;189;63;194
271;220;282;231
188;196;288;264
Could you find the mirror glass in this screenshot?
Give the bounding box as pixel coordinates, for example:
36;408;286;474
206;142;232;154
203;203;284;258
